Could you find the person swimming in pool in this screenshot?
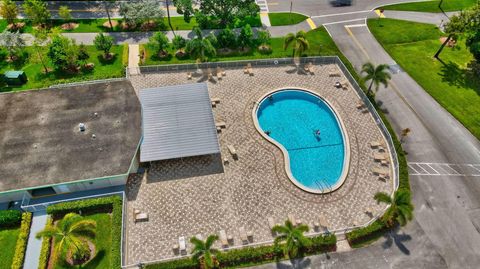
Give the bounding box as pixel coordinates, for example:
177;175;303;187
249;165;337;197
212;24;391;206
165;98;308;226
314;129;321;137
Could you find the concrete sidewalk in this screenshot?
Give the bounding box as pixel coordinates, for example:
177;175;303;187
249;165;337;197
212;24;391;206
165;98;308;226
23;211;48;269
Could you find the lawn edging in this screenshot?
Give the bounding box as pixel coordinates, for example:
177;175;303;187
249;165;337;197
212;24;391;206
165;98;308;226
11;212;33;269
46;195;123;269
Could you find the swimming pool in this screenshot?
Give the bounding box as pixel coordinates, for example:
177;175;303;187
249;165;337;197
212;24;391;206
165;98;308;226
254;89;349;193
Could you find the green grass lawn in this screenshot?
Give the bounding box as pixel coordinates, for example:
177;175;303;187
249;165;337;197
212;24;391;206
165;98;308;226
142;26;344;65
0;15;261;34
52;213;112;269
0;227;20;269
0;45;125;91
368;18;480;139
268;12;308;26
381;0;478;12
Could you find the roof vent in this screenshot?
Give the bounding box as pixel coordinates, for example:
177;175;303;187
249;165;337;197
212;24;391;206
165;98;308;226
94;112;98;117
79;123;86;132
92;134;96;139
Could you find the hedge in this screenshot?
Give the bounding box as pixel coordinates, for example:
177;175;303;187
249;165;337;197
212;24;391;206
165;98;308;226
0;210;22;227
345;220;388;248
46;195;123;269
146;234;336;269
11;212;33;269
122;43;129;67
37;217;53;269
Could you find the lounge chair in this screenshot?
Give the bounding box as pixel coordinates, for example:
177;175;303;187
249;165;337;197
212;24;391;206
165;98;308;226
239;227;248;244
373;152;389;161
216;121;226;128
172;244;179;254
247;230;253;241
244;66;249;74
319;215;329;232
211;98;221;104
219;230;229;247
328;67;341;77
370;140;385;148
187;72;192;80
227;145;238;159
179;236;187;254
288;214;296;225
268;217;276;230
371;167;390;177
133;209;148;223
356;102;366;109
341;80;349;90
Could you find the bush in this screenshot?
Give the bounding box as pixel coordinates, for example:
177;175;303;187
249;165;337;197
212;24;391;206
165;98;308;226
0;210;22;227
122;43;129;67
38;217;52;269
11;212;32;269
46;195;123;269
307;234;337;253
346;220;388;247
145;258;199;269
172;35;187;50
258;45;272;55
217;28;237;49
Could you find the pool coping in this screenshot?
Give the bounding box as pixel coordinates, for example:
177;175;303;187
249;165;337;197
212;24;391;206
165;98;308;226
252;87;351;194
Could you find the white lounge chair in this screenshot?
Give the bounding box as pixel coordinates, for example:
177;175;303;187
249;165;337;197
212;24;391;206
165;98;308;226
371;167;390;177
219;230;229;247
216;121;226;128
239;227;248;244
288;214;296;225
373;152;389;161
227;145;238;159
179;236;186;254
133;209;148;223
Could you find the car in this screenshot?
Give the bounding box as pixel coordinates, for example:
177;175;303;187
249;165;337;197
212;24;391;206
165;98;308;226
331;0;352;7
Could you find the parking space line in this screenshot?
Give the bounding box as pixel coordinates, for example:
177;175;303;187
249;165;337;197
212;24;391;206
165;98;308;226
306;18;317;29
408;162;480;177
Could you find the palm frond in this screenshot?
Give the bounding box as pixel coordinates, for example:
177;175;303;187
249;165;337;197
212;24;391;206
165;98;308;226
205;234;218;249
374;192;392;205
283;33;295;50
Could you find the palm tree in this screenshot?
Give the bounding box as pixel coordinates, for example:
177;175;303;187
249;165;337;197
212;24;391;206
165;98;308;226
186;27;216;62
272;220;311;258
36;213;96;264
190;235;219;269
361;62;392;95
374;190;414;228
284;31;310;58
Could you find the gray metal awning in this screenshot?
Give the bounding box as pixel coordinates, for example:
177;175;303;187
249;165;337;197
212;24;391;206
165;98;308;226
139;83;220;162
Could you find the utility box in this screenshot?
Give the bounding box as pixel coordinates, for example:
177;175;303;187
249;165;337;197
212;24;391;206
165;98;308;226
4;71;27;86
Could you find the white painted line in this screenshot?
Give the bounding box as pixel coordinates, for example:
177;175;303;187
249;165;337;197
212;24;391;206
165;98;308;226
324;18;366;26
408;164;420;174
311;10;371;18
425;164;440;175
411;164;430;174
445;164;461;174
470;164;480;172
344;24;367;28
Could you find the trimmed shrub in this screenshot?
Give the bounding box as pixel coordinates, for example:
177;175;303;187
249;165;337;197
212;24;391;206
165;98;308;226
0;210;22;227
11;212;32;269
217;28;237;49
346;219;388;247
307;234;337;253
37;217;53;269
46;195;123;269
122;43;129;67
145;258;199;269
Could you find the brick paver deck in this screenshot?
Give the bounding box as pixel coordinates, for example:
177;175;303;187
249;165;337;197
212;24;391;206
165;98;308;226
125;63;394;264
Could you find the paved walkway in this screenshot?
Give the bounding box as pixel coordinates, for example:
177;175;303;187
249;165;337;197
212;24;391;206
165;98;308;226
128;44;140;75
23;211;48;269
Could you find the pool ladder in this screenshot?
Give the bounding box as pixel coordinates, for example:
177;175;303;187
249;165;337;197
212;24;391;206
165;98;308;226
314;179;332;193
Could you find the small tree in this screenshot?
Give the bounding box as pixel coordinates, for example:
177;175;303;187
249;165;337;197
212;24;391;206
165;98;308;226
173;0;194;23
36;213;96;265
284;30;309;57
374;190;414;228
172;35;186;50
199;0;259;27
217;28;237;49
47;35;80;72
466;29;480;62
23;0;51;27
31;29;50;73
58;6;72;21
0;30;25;61
272;220;311;258
94;33;114;59
119;0;164;29
257;29;271;46
238;24;253;50
186;27;216;62
0;0;18;28
190;235;219;269
361;62;391;95
148;32;169;57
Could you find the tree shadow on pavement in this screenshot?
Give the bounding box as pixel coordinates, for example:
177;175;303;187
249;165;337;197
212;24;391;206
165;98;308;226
275;257;312;269
381;226;412;255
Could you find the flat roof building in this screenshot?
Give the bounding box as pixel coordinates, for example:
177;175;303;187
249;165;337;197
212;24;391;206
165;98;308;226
0;80;142;202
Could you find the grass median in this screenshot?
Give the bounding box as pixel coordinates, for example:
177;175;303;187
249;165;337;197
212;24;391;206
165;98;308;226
368;18;480;139
268;12;308;26
381;0;478;12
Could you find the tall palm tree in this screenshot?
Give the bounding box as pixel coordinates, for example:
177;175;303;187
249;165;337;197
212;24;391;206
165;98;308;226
190;235;219;269
284;30;310;58
36;213;96;264
272;220;311;258
186;27;216;62
361;62;392;95
374;190;414;228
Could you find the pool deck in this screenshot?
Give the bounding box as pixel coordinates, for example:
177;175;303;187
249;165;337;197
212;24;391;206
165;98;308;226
125;63;394;264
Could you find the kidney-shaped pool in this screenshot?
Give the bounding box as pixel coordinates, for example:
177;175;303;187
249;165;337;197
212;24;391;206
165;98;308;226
254;89;349;193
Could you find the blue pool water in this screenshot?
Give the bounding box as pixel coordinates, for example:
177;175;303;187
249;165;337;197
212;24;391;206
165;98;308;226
256;90;346;192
